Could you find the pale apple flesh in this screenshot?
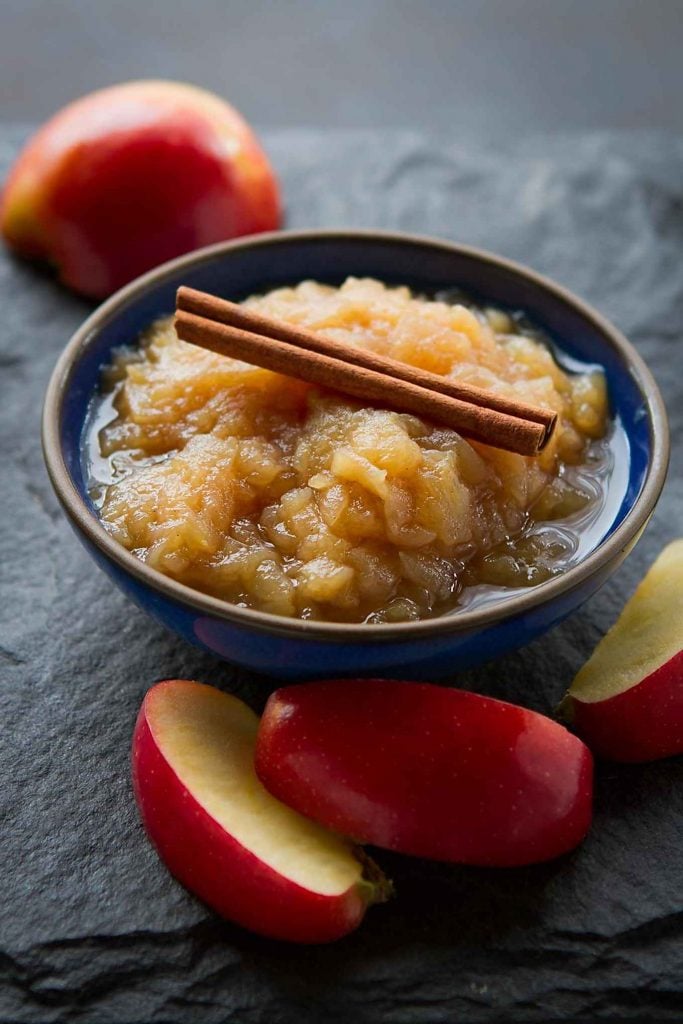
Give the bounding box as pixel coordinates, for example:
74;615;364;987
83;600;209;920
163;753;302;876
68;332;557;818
132;680;386;943
564;540;683;762
1;81;281;298
255;679;594;867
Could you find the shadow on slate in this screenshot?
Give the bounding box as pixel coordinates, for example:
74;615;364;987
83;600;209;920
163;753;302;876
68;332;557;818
1;124;682;1023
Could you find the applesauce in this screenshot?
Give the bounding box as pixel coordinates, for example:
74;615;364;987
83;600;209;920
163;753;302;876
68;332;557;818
87;277;614;623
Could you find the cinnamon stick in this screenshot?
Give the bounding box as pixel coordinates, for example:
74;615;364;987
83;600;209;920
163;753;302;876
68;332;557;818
175;286;557;456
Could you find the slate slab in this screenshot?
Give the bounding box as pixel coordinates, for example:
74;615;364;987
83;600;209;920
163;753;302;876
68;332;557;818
1;125;682;1023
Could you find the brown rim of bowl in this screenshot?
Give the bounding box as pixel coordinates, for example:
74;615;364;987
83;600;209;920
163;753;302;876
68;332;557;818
42;229;670;644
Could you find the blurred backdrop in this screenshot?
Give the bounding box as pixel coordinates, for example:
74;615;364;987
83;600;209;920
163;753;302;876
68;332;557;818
4;0;683;134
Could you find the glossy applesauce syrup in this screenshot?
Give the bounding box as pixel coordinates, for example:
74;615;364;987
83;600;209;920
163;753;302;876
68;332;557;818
84;278;628;624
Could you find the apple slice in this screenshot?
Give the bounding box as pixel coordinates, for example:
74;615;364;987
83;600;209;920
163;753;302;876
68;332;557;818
562;539;683;762
255;680;593;867
132;680;389;943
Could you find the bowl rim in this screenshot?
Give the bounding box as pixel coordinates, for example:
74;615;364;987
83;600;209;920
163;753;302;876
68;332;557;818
42;228;670;644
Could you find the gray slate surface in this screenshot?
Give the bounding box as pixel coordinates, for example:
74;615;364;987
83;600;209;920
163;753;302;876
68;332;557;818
1;125;682;1023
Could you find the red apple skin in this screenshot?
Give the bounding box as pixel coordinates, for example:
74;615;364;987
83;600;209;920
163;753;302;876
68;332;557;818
256;680;593;867
568;650;683;762
1;81;281;298
132;683;371;943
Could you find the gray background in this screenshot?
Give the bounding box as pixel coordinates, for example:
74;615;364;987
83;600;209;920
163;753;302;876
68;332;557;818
3;0;683;135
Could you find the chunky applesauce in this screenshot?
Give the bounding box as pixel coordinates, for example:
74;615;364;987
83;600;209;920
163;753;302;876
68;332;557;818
88;278;612;623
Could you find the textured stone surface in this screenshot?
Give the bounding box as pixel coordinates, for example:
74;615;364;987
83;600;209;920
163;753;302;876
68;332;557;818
1;125;682;1022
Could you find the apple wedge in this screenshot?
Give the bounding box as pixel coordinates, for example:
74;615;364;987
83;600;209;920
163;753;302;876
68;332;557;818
256;680;593;866
563;539;683;762
132;680;389;943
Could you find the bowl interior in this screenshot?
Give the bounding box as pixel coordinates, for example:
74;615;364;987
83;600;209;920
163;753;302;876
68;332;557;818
52;232;662;639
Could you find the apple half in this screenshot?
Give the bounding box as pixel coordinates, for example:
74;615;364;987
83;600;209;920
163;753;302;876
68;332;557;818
1;80;281;298
256;679;593;866
132;680;389;943
563;539;683;762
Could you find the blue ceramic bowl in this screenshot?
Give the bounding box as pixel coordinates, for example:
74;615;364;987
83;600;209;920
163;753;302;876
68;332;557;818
42;230;669;679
